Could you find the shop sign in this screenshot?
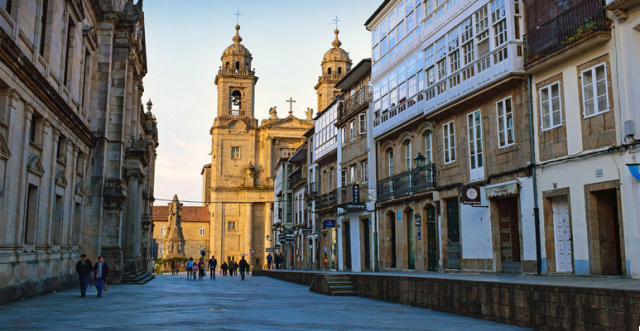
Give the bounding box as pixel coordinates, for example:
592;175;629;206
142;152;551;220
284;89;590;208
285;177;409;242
345;203;366;211
485;180;518;198
461;186;481;205
324;220;336;228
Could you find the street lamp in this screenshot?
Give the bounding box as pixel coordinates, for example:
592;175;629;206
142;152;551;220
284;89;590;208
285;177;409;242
414;153;426;168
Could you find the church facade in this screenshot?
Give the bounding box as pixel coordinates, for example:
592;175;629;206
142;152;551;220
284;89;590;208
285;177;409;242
201;25;313;268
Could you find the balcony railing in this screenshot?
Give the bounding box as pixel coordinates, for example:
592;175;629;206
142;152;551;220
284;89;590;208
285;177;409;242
524;0;609;66
338;86;372;123
218;69;255;76
228;110;246;116
376;164;436;201
338;183;369;205
288;167;307;189
308;182;318;196
317;190;338;209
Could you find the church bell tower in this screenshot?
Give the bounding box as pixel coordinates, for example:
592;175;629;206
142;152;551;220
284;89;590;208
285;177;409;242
214;25;258;126
315;29;352;112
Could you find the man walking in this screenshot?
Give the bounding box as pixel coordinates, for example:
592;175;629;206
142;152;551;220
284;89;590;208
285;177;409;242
185;257;193;279
266;253;273;270
171;260;176;275
239;257;249;280
75;254;93;297
208;256;217;280
93;256;109;298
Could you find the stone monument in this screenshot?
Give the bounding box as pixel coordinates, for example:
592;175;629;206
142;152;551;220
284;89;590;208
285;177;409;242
163;195;186;259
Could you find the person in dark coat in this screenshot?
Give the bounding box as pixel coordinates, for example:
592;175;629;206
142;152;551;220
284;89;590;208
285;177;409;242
76;254;93;297
239;257;249;280
266;253;273;270
93;256;109;298
221;261;228;276
208;256;217;280
274;254;280;270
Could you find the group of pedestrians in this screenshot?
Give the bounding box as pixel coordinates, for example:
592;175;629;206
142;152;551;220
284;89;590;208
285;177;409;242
217;258;250;280
75;254;109;298
266;253;286;270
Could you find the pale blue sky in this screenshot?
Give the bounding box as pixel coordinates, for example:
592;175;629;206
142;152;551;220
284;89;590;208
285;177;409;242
143;0;380;205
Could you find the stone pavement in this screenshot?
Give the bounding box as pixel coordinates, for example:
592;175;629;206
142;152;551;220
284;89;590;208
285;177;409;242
0;273;528;331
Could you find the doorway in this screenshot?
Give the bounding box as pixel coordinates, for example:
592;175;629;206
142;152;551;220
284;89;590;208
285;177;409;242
406;209;415;269
552;196;572;273
445;198;461;269
593;189;623;275
362;218;371;271
386;211;397;269
426;205;438;271
498;197;521;273
343;221;352;271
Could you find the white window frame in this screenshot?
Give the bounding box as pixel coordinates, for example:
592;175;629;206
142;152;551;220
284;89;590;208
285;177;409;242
359;113;366;134
199;225;205;236
341;127;346;146
159;244;164;255
340;168;347;187
350;121;356;141
443;121;456;164
539;82;563;131
160;224;166;235
199;244;206;252
496;97;515;148
404;141;412;171
467;110;484;182
388;149;395;176
361;160;368;183
350;165;357;184
581;63;609;118
425;131;433;164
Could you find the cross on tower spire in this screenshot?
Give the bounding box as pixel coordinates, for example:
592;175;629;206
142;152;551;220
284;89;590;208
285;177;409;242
235;10;242;25
331;16;340;30
286;97;297;115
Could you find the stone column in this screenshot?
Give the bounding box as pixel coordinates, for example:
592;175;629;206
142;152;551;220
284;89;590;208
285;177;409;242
245;203;253;265
124;169;142;271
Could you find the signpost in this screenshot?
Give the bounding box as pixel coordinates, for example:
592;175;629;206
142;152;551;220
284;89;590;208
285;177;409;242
266;248;275;253
352;184;360;203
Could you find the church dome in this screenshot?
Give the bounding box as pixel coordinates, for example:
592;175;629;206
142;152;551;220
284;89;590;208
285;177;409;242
322;29;351;64
222;25;252;59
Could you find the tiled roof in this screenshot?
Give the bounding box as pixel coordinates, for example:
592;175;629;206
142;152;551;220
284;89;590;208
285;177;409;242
152;206;209;222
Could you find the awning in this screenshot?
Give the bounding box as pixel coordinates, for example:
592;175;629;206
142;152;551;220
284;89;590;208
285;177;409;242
485;180;519;198
628;164;640;181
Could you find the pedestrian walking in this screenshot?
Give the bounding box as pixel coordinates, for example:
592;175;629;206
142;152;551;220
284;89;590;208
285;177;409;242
239;257;249;280
221;261;228;276
274;254;280;270
266;253;273;270
191;261;199;280
93;256;109;298
208;256;217;280
229;260;235;276
198;258;205;280
186;257;194;279
171;260;176;275
75;254;93;298
175;260;181;275
279;253;285;269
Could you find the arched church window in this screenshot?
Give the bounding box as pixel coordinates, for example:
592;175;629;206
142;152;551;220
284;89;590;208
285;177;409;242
235;61;240;70
328;67;332;75
338;67;342;75
231;90;242;114
226;62;229;69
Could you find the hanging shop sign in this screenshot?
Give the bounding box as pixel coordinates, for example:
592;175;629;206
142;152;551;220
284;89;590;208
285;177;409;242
461;186;481;205
324;220;336;228
485;180;519;199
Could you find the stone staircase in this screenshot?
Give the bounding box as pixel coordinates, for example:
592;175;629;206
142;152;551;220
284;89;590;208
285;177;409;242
251;269;268;276
325;275;357;296
121;271;154;284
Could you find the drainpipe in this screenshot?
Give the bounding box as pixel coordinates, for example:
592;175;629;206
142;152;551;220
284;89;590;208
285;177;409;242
526;74;542;275
373;142;380;272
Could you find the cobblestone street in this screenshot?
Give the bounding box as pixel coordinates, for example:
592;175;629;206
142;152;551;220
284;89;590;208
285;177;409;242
0;274;527;330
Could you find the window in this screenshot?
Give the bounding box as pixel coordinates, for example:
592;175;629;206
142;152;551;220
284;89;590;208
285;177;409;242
24;184;38;245
388;149;395;176
443;121;456;164
581;63;609;117
81;49;91;108
72;203;81;245
341;169;347;187
38;0;49;57
56;137;66;162
160;225;166;235
1;0;12;14
467;110;484;181
539;82;562;130
199;225;205;236
350;121;356;141
52;195;63;245
199;245;206;252
496;97;515;147
425;131;433;164
404;141;412;171
63;17;76;86
359;113;366;134
341;127;346;145
361;160;368;183
350;165;356;184
159;244;164;255
227;221;236;230
231;147;240;159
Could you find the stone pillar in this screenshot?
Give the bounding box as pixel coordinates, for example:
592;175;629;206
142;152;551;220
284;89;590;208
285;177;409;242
245;202;253;265
124;169;142;272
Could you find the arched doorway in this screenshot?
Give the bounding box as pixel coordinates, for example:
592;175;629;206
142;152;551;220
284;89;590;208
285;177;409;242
385;210;397;269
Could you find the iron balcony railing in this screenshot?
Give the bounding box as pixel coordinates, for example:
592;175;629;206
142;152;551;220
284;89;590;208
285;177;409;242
338;183;369;204
317;189;337;209
524;0;609;65
376;164;436;201
308;182;318;196
288;166;307;189
338;86;372;123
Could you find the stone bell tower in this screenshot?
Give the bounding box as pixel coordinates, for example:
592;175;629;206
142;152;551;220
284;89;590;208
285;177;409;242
315;29;352;112
214;24;259;126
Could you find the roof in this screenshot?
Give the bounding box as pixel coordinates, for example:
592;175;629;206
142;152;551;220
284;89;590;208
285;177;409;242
152;206;210;222
335;59;371;90
314;97;341;120
365;1;390;28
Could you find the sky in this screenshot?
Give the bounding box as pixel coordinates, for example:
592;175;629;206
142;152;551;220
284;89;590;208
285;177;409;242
142;0;381;206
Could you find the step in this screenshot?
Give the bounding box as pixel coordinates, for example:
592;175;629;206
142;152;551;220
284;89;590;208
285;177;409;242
121;272;154;284
331;290;357;296
328;286;355;291
328;282;353;287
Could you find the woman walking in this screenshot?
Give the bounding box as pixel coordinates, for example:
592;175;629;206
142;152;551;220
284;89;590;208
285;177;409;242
185;257;194;279
198;258;205;280
221;261;228;276
93;256;109;298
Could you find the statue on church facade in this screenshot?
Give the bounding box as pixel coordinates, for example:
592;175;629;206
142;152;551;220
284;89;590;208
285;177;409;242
269;106;278;119
306;108;314;121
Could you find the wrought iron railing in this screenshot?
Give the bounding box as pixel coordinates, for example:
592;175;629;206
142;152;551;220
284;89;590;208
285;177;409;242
288;167;306;189
524;0;609;65
317;190;337;209
338;183;369;204
376;164;437;200
338;86;372;123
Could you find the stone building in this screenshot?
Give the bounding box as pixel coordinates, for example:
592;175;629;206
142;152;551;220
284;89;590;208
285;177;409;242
202;24;312;269
153;198;210;261
366;0;534;274
0;0;157;303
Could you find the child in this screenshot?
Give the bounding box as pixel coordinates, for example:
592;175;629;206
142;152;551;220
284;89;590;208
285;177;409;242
198;258;205;280
191;261;198;280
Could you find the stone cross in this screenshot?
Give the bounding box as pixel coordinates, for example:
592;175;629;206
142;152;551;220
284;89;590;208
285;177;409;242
235;10;242;25
286;97;296;115
332;16;340;30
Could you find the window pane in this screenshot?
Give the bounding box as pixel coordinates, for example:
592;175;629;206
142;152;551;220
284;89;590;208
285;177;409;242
542;114;550;129
597;95;608;112
552;111;561;126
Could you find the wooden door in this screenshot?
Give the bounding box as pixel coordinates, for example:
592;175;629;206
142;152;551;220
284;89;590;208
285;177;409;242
552;196;572;273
